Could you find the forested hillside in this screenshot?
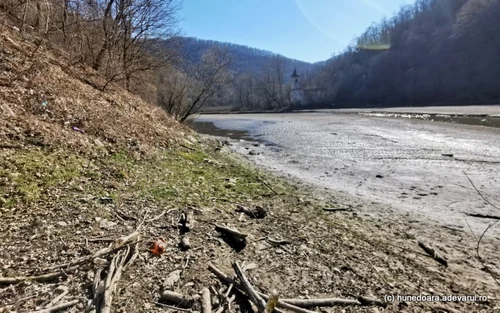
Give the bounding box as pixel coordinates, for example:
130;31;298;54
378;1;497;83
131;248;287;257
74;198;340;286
171;36;315;76
156;36;318;112
309;0;500;108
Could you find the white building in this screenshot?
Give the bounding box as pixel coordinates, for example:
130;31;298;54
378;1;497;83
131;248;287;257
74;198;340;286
290;68;305;107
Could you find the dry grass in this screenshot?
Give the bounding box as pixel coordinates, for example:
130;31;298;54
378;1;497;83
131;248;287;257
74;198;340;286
0;26;185;155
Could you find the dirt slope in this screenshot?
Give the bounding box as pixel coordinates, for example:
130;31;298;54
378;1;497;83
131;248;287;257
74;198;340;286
0;25;183;155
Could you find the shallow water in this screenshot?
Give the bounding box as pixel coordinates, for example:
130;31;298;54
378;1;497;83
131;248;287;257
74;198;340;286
189;121;251;140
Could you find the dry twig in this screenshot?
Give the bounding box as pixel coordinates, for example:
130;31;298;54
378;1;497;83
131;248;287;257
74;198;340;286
32;299;80;313
0;267;78;285
232;262;267;313
418;241;448;267
201;288;211;313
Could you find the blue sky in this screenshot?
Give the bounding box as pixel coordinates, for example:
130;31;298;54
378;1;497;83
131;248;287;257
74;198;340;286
179;0;415;63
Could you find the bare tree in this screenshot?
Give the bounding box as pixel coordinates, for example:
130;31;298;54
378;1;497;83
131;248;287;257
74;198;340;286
256;55;290;109
157;47;234;123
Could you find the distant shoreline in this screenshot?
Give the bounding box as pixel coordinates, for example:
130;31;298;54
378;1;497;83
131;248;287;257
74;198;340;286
200;104;500;117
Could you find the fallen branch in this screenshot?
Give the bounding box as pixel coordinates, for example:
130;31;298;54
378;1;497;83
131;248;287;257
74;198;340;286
232;262;266;313
323;207;352;212
201;288;211;313
418;241;448;267
32;299;80;313
208;263;319;313
465;213;500;220
160;291;194;308
258;177;279;195
0;266;78;285
215;225;247;244
101;247;129;313
44;231;140;271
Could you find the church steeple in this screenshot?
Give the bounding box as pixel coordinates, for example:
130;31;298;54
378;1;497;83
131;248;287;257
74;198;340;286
290;68;303;106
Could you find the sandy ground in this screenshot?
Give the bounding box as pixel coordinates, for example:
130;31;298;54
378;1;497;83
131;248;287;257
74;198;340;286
193;113;500;273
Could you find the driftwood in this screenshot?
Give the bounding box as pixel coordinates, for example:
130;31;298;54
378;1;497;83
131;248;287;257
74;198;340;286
232;262;267;313
236;205;268;219
418;241;448;267
101;247;129;313
323;207;352;212
89;268;104;312
465;213;500;220
44;231;140;271
160;291;195;308
215;225;247;243
32;299;80;313
0;266;78;284
208;263;318;313
201;288;211;313
280;298;361;307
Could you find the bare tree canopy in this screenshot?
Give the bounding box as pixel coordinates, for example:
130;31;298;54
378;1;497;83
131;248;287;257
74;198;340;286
157;47;234;122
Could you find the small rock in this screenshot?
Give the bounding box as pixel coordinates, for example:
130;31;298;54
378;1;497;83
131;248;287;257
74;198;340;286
163;270;181;290
94;139;105;147
252;142;260;147
248;150;258;155
376;175;384;178
56;221;68;227
244;262;258;271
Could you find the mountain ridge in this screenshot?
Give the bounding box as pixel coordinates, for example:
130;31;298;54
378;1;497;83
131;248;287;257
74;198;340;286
169;36;319;76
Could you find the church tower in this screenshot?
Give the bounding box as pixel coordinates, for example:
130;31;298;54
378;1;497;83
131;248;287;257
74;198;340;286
290;68;304;106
